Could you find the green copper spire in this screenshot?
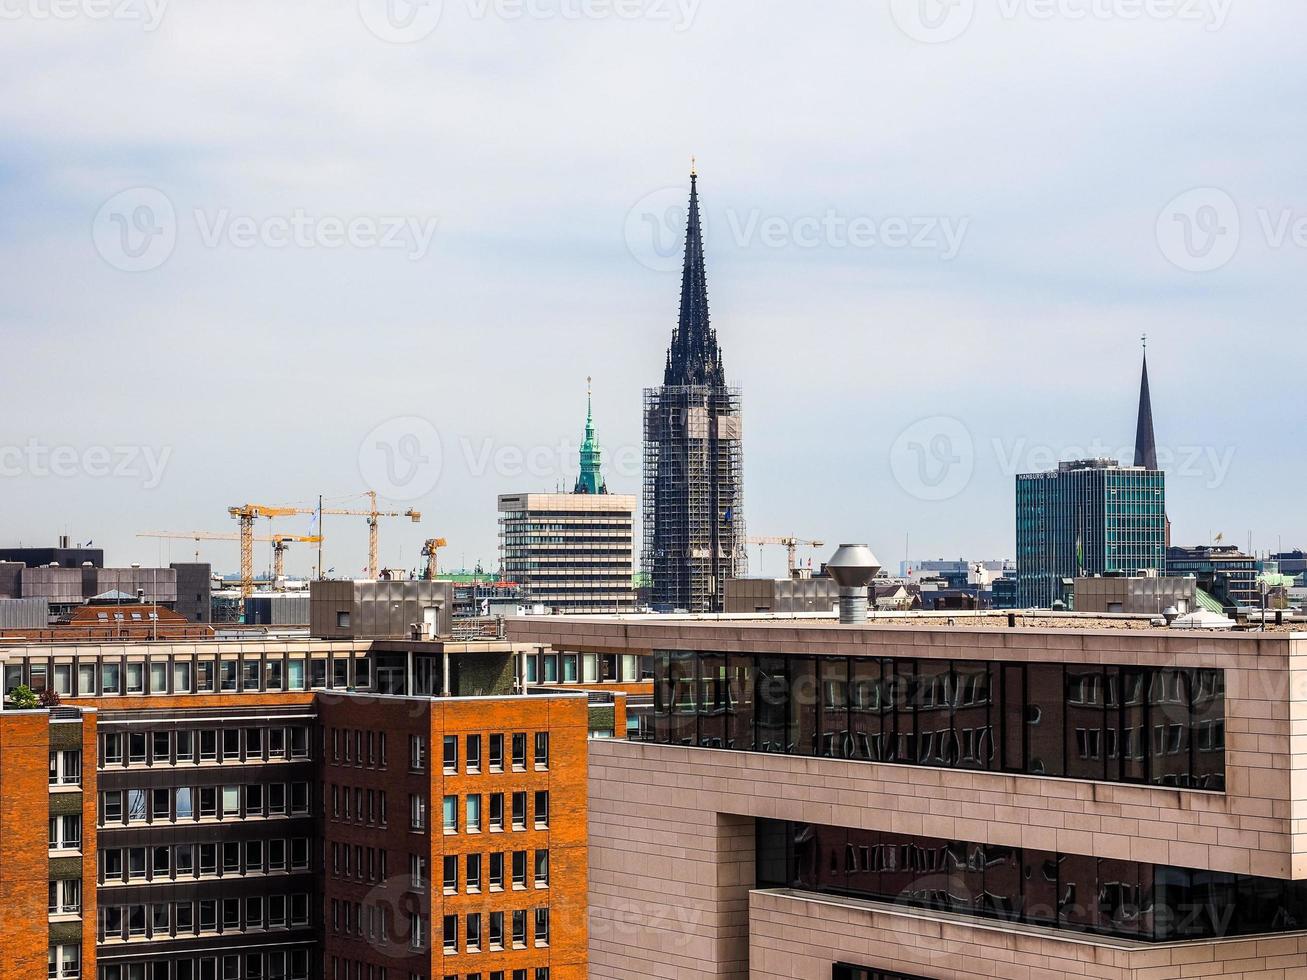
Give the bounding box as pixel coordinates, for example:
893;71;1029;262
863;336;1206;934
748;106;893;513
574;376;607;495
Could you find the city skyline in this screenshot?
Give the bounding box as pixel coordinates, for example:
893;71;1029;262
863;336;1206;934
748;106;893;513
3;4;1304;577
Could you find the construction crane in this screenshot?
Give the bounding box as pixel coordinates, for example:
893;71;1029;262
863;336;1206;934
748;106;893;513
230;493;421;596
421;538;448;580
745;536;826;575
138;531;323;586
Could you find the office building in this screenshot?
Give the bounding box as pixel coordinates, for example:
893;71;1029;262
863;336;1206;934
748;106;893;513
1073;573;1197;615
510;613;1306;980
0;626;591;980
497;385;636;615
1167;545;1260;611
643;168;745;612
1015;459;1166;608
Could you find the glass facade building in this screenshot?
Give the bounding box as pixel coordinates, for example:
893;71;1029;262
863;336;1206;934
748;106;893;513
643;651;1225;791
1016;460;1166;608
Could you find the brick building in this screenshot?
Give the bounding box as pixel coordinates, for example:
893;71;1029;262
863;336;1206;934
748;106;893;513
0;635;591;980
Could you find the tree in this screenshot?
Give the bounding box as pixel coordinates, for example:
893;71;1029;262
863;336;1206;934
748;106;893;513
8;684;39;709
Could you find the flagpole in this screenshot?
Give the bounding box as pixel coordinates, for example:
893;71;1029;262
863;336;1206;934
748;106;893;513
317;494;324;580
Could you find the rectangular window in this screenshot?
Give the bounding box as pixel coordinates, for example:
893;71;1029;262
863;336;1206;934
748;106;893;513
102;661;122;694
512;791;526;829
489;852;504;890
534;732;549;768
411;795;427;832
512;850;527;888
442;915;457;952
533;790;549;828
410;735;425;772
511;733;527;769
150;660;168;694
534;849;549;887
489;734;504;770
466;794;481;832
533;908;549;946
489;792;504;831
442;795;456;833
466;734;481;772
173;660;192;693
442;735;457;773
441;854;456;892
126;662;144;693
466;852;482;891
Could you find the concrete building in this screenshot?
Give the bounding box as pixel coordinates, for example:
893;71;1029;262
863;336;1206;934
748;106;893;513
509;614;1307;980
1073;573;1197;615
0;625;592;980
1168;545;1260;611
1016;459;1166;608
309;578;454;640
725;576;839;615
497;495;636;615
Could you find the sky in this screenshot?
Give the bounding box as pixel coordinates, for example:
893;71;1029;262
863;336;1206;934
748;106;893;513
1;0;1304;580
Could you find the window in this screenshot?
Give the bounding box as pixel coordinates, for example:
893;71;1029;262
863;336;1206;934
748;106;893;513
466;853;482;891
489;852;504;890
103;733;123;766
176;787;194;819
241;659;261;691
511;909;526;947
222;785;240;818
534;849;549;887
466;912;482;951
533;791;549;828
173;660;192;693
466;794;482;832
442;736;457;773
150;660;168;693
197;660;215;692
489;910;504;950
442;914;457;952
101;661;121;694
511;733;527;769
152;731;170;764
512;851;527;888
489;792;504;831
466;734;481;771
53;663;72;696
126;662;144;693
49;815;81;850
126;788;147;822
219;660;237;692
409;735;426;772
176;730;194;762
48;879;81;915
49;750;81;786
77;662;96;696
48;944;79;980
533;908;549;946
411;794;427;832
512;792;526;830
489;734;504;771
441;855;456;893
128;732;146;764
441;795;456;833
534;732;549;768
102;791;122;823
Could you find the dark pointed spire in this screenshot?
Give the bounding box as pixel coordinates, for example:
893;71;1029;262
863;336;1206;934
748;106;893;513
1134;334;1159;470
664;166;725;387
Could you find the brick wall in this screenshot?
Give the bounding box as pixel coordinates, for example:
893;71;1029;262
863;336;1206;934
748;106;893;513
0;712;51;980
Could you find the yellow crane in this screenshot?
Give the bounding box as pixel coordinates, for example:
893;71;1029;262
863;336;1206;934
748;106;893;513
137;530;323;585
230;493;421;596
745;535;826;575
421;538;448;580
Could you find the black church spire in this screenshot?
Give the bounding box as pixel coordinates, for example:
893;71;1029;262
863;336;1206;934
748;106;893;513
1134;336;1159;471
664;168;725;387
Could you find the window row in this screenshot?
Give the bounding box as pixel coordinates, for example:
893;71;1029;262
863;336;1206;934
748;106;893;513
99;782;311;824
99;893;311;942
524;651;641;685
327;728;388;768
98;838;311;884
647;654;1225;791
440;849;549;892
97;950;310;980
417;791;549;833
758;820;1307;942
329;841;389;884
100;726;310;767
9;655;367;698
834;965;934;980
329;964;554;980
329;784;388;825
441;732;549;773
439;909;550;953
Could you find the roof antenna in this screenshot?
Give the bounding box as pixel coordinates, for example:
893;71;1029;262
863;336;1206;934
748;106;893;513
690;155;697;177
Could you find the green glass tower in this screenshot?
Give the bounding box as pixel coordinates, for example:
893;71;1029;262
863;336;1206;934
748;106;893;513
574;377;607;495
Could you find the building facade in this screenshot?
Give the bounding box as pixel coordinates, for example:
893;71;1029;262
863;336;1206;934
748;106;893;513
497;494;636;615
1016;459;1166;608
1167;545;1260;611
642;170;745;613
0;634;589;980
509;615;1307;980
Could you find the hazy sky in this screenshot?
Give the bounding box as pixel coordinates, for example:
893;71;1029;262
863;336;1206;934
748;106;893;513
2;0;1303;579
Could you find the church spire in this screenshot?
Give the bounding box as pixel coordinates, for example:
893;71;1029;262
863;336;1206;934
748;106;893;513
664;167;725;387
1134;334;1159;471
573;376;607;495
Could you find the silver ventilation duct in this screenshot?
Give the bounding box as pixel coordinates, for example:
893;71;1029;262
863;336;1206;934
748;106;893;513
826;543;882;624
